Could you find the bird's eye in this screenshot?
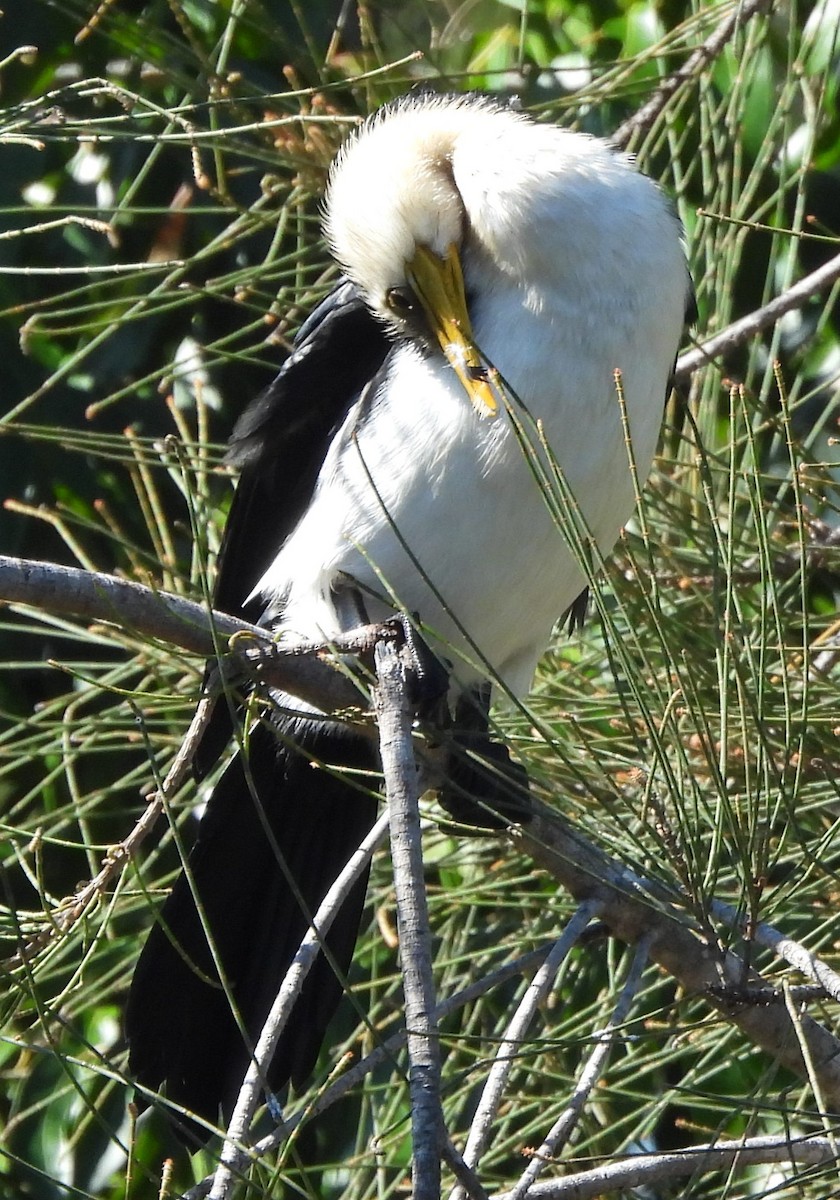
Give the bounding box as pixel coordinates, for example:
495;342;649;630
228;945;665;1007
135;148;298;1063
385;287;417;318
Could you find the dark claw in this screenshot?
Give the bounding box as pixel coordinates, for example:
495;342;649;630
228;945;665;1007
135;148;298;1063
438;686;532;829
384;614;450;714
467;363;490;382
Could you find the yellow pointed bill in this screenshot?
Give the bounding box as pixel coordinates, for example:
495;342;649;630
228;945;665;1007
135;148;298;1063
406;243;500;418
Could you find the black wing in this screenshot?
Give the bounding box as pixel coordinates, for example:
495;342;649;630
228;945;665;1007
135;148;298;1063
211;278;391;623
195;280;391;778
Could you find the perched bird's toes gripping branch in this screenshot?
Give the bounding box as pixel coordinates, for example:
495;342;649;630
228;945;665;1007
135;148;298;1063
125;91;692;1143
382;611;451;713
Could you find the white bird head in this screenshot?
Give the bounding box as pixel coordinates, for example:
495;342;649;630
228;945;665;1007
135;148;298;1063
324;94;530;415
324;92;686;419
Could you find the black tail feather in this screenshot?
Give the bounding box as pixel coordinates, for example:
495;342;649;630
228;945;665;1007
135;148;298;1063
126;714;379;1140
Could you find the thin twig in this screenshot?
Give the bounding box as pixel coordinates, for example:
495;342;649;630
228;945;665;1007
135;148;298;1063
508;935;653;1200
5;693;215;968
442;1137;491;1200
451;901;604;1200
674;250;840;384
782;981;840;1161
183;946;556;1200
207;810;391;1200
489;1134;836;1200
375;638;443;1200
710;898;840;1003
613;0;771;150
258;949;552;1145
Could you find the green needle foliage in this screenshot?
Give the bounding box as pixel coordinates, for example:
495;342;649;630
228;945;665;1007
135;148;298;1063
2;1;840;1198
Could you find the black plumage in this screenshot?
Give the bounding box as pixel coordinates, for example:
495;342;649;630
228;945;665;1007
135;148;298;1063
192;280;389;778
126;284;390;1137
126;717;378;1133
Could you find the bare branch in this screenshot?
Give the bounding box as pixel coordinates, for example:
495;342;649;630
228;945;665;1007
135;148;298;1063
613;0;771;150
375;638;444;1200
490;1134;836;1200
6;692;215;967
674;250;840;384
710;897;840;1003
0;553;256;652
443;1137;491;1200
451;902;604;1200
182;946;557;1200
508;935;653;1200
0;553;375;713
514;804;840;1108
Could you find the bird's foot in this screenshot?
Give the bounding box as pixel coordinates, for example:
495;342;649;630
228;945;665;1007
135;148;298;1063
435;685;533;830
384;613;450;717
438;735;532;831
380;620;533;829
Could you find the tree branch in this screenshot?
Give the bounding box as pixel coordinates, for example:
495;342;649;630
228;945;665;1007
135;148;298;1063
507;935;653;1200
375;638;444;1200
711;897;840;1003
6;552;840;1154
6;691;216;968
451;902;604;1200
490;1133;836;1200
613;0;771;151
514;806;840;1108
674;249;840;384
0;553;377;714
182;946;557;1200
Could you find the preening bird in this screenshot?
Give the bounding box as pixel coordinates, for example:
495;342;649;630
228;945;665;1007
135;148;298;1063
126;91;692;1139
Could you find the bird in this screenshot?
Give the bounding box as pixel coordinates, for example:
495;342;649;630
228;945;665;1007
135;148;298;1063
125;91;692;1141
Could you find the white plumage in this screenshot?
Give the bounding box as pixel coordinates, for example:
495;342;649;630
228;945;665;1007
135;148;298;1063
256;93;690;696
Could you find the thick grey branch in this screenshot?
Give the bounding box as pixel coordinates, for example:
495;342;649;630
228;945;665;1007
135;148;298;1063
376;639;443;1200
0;553;372;712
514;805;840;1108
